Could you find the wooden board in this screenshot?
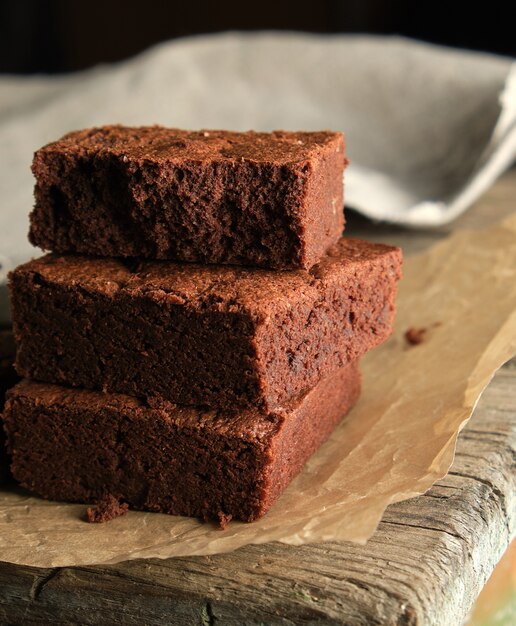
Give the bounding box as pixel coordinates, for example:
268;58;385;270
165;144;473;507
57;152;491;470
0;171;515;625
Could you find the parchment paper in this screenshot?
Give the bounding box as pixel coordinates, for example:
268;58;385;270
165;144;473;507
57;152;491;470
1;214;516;568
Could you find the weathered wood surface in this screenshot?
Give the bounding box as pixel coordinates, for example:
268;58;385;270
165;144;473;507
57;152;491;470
0;171;515;625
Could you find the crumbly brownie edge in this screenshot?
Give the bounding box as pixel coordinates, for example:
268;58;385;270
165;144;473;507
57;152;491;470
302;132;346;268
258;360;361;517
0;327;19;483
255;245;402;408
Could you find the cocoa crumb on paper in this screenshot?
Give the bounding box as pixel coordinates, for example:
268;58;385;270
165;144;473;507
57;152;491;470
203;510;233;529
85;494;129;523
217;511;233;530
405;327;427;345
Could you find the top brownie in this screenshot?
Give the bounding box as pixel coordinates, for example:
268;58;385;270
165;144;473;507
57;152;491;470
29;126;346;269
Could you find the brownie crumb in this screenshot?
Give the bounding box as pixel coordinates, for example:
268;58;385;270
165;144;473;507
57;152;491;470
405;327;427;346
85;494;129;523
202;510;233;529
217;511;233;530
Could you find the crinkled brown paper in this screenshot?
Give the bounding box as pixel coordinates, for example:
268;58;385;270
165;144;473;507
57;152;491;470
1;215;516;567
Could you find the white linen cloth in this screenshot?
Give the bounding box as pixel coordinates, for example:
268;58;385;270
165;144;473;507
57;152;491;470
1;32;515;283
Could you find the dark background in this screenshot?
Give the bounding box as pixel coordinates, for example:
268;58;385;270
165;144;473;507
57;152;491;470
1;0;514;74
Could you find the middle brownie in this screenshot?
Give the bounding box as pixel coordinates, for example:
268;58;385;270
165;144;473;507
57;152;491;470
10;238;401;410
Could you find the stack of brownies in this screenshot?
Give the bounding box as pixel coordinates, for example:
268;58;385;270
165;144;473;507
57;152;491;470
2;126;402;525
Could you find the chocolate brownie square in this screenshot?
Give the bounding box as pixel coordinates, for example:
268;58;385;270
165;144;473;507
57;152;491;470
29;126;346;269
4;362;361;523
9;238;401;410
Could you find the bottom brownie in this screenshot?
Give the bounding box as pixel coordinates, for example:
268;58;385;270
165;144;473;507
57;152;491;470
3;362;360;523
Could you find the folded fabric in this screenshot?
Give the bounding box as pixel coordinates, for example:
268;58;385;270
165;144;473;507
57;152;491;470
0;33;514;289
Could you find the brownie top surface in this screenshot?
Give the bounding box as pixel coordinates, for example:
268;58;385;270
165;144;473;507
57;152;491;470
16;239;401;316
8;373;352;440
36;125;343;165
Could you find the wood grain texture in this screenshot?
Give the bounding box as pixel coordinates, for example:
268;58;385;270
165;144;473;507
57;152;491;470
0;170;515;626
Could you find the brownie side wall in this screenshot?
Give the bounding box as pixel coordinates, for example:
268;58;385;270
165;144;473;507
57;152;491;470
259;361;361;516
0;424;6;483
3;391;274;522
255;249;401;408
29;147;341;269
0;328;19;483
10;270;264;408
302;133;345;268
